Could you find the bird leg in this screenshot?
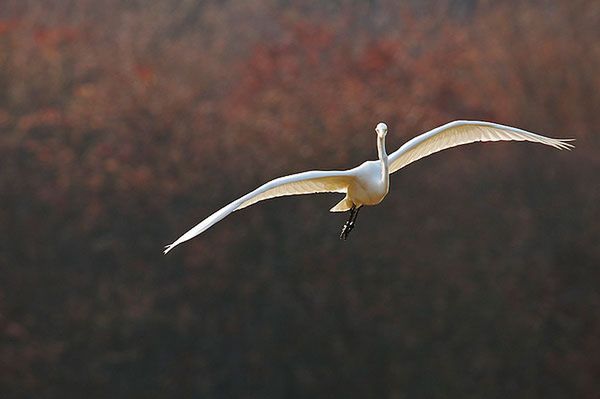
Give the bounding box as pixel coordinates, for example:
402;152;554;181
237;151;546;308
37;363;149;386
339;206;355;240
340;206;361;240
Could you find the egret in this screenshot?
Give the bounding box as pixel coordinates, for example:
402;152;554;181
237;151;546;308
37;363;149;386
164;120;573;254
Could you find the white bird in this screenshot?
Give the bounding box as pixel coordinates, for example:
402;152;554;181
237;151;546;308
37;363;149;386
164;120;573;254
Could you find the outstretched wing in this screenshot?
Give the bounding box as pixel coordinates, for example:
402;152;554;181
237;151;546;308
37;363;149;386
164;170;354;253
388;120;574;174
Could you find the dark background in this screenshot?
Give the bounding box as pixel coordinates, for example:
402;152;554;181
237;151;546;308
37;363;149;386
1;0;599;397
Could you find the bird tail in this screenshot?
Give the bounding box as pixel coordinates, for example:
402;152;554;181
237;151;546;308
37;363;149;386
330;197;353;212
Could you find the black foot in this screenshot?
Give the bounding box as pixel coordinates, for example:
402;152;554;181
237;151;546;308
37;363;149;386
339;221;355;240
340;205;360;240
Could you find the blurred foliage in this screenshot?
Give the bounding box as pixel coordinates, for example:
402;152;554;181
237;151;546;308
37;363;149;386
0;0;599;398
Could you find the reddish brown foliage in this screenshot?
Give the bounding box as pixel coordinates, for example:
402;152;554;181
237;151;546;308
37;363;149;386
0;1;598;398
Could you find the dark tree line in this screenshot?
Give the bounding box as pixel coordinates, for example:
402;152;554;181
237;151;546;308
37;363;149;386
0;1;598;397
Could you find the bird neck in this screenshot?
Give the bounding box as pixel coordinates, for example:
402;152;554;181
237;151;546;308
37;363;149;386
377;135;389;181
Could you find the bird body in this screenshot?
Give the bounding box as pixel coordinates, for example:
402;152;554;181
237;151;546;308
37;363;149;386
164;120;573;254
346;160;389;207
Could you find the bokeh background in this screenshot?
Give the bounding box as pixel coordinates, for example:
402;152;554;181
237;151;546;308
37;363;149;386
1;0;599;397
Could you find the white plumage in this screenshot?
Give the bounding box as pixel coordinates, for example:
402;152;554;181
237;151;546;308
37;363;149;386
164;120;573;253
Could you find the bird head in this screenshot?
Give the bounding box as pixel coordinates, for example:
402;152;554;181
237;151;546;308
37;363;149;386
375;122;388;138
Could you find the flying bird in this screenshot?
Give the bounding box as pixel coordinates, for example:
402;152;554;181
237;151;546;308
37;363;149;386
164;120;573;254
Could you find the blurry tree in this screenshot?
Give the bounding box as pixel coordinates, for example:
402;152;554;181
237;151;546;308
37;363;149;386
0;0;598;398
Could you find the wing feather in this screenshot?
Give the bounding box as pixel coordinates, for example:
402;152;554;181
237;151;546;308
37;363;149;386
388;120;573;173
164;170;353;253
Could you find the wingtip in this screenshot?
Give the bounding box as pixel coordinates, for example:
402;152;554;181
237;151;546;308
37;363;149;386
558;139;575;151
163;244;175;255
